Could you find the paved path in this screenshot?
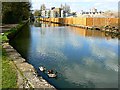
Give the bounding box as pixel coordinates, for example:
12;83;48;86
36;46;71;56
2;42;56;89
0;24;18;33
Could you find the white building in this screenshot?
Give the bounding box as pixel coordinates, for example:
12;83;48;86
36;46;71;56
50;10;55;17
61;9;64;18
90;8;97;13
41;7;70;18
45;9;50;18
79;8;104;17
41;10;46;18
41;9;50;18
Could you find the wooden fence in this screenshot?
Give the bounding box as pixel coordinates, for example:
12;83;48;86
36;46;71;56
39;17;118;27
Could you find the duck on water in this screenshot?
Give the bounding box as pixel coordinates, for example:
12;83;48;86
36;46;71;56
39;66;46;72
39;66;57;78
47;70;57;78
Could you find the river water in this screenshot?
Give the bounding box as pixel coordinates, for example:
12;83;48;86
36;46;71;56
10;22;118;89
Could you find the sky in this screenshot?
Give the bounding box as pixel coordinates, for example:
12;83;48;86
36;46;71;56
30;0;119;12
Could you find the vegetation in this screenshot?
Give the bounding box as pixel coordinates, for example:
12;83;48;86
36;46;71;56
1;21;28;88
34;10;41;17
40;4;46;11
6;23;24;39
2;2;31;24
1;2;31;88
2;49;17;88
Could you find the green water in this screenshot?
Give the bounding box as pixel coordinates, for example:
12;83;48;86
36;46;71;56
10;22;118;89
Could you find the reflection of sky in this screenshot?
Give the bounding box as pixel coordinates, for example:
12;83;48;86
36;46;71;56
62;62;118;88
61;37;118;88
28;24;118;88
87;37;118;71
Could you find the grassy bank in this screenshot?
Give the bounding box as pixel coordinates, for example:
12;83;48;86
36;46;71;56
2;49;17;88
3;22;27;40
1;21;28;88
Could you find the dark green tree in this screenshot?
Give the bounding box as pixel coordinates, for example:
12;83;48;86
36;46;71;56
2;2;31;24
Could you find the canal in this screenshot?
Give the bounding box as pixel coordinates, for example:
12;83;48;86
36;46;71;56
10;21;118;89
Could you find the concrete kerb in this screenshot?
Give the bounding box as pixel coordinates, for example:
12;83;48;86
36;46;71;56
2;42;56;89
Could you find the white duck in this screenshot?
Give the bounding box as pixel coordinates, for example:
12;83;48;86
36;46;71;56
39;66;46;72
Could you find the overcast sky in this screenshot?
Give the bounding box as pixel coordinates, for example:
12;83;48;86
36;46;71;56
30;0;119;12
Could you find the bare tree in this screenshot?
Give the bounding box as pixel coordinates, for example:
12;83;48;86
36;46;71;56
40;4;46;11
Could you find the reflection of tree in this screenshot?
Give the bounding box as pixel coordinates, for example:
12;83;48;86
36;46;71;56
105;31;119;39
34;22;41;27
40;29;46;36
10;24;31;60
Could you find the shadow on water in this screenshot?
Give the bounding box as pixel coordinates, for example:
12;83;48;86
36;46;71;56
10;23;31;60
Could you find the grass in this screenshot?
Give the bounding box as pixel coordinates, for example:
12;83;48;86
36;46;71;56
1;34;8;42
1;28;17;88
1;21;28;88
2;49;17;88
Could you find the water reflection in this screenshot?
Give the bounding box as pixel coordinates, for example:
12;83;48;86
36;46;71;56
10;24;31;59
34;21;63;27
70;26;119;40
10;22;118;88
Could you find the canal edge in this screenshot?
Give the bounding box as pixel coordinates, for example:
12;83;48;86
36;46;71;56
1;21;56;89
2;42;56;89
